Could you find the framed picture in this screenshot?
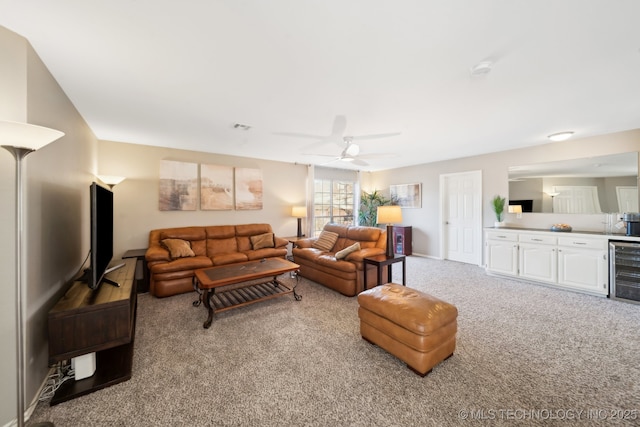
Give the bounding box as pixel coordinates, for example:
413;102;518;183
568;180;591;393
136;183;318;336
390;183;421;208
158;160;198;211
201;164;233;210
235;167;263;210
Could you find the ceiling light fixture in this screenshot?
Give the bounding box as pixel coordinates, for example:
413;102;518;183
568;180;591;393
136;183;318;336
548;131;574;142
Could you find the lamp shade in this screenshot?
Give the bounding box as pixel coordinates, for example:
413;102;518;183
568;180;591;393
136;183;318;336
291;206;307;218
0;120;64;150
508;205;522;214
377;205;402;224
98;175;126;188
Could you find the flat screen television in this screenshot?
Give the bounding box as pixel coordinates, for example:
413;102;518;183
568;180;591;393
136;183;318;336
88;182;115;290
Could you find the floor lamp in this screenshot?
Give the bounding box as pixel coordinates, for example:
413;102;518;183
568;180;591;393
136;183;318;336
546;191;560;213
97;175;126;190
1;121;64;427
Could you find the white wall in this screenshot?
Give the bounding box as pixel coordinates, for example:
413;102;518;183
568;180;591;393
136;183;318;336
363;129;640;257
0;26;98;425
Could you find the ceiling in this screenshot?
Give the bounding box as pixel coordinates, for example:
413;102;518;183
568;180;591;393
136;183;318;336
2;0;640;171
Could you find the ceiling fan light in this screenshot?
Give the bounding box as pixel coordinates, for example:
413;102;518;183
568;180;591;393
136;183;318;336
345;143;360;156
548;131;574;142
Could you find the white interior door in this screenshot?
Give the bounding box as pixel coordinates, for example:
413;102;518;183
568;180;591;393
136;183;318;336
617;186;639;212
440;170;482;265
552;186;601;213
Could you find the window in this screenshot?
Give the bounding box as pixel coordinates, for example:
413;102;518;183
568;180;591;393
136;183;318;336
312;179;356;235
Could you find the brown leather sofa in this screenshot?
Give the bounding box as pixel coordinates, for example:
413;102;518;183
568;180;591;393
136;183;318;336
292;223;388;297
145;223;288;297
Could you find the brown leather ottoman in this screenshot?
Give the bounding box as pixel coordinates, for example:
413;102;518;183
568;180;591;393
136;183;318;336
357;283;458;376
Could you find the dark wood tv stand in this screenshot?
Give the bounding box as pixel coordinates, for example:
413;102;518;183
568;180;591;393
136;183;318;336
47;258;137;405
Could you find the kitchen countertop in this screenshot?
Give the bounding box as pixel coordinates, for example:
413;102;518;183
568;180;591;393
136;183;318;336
485;226;640;242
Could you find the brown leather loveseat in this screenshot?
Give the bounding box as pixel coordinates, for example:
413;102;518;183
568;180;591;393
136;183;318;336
145;223;288;297
292;223;388;296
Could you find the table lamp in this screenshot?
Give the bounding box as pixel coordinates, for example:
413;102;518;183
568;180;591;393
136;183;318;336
291;206;307;237
508;204;523;219
2;120;64;427
376;205;402;257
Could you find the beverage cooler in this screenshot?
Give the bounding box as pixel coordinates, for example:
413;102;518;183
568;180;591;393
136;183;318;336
609;241;640;304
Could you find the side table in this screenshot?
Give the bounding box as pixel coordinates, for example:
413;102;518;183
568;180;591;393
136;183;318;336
363;253;406;291
122;248;149;293
283;236;306;277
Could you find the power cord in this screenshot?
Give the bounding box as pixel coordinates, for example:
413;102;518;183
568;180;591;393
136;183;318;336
38;361;75;402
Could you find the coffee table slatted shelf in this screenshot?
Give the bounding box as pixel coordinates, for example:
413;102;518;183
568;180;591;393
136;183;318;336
211;281;291;312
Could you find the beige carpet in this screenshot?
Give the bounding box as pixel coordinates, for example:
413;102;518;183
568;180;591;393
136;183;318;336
28;257;640;426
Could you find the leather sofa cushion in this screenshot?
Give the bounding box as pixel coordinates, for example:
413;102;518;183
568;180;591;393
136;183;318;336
150;255;213;274
205;225;236;239
160;227;206;241
315;254;357;273
211;252;248;265
207;237;238;255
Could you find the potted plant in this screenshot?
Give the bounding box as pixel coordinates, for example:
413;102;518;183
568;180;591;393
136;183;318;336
359;190;391;227
491;195;506;227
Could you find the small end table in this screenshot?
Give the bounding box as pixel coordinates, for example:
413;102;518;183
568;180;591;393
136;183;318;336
122;248;149;293
283;236;307;276
363;253;406;291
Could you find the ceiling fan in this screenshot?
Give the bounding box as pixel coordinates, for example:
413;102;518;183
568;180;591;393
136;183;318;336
275;115;401;166
303;136;397;166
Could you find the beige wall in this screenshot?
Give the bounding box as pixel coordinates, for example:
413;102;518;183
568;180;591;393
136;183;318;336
0;26;98;425
364;129;640;257
98;140;309;259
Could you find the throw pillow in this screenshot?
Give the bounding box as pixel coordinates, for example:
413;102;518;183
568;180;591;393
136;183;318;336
162;238;195;259
335;242;361;260
250;232;275;250
312;230;339;252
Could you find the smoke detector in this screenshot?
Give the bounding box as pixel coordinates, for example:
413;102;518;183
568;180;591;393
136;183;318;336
470;61;493;77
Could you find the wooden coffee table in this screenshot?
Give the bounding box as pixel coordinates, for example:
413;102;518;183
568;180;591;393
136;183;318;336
193;258;301;329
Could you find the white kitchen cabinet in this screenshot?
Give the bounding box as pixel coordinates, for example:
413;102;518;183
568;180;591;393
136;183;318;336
485;231;518;276
519;243;555;282
485;228;613;297
557;237;608;295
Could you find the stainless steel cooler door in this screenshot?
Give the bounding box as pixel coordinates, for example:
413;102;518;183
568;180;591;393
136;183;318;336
609;241;640;303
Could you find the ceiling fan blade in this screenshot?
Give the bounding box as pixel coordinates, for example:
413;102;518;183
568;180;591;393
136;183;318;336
319;158;341;165
273;131;327;140
302;152;341;159
357;152;398;160
350;132;401;141
350;158;369;166
330;115;347;139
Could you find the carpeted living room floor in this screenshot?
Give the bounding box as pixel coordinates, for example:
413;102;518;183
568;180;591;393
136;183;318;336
28;256;640;426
